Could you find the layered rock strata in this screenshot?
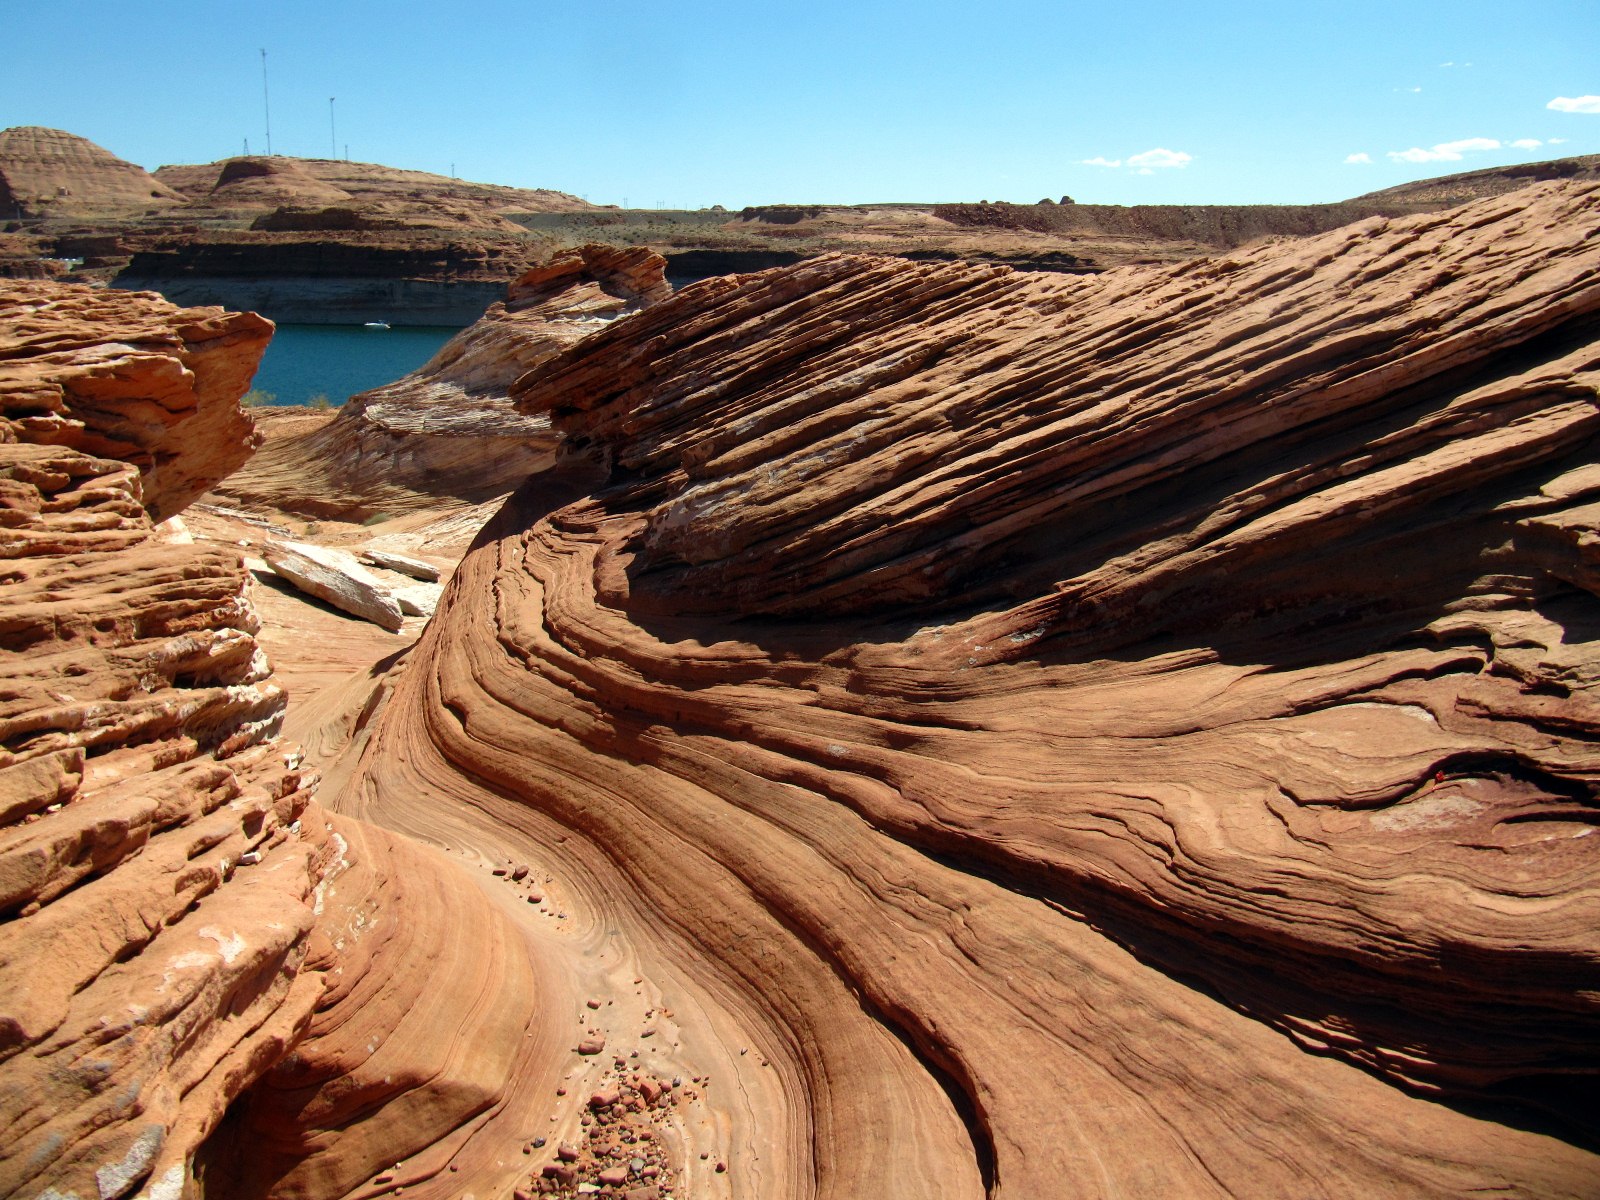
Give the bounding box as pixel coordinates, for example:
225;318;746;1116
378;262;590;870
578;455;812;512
153;155;594;222
335;181;1600;1196
112;231;551;326
0;283;547;1200
216;243;670;521
0;126;183;219
0;282;271;519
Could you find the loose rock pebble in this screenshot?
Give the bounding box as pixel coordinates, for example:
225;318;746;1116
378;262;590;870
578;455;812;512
522;1054;686;1195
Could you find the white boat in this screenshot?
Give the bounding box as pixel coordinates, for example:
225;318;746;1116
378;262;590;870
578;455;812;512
363;321;391;330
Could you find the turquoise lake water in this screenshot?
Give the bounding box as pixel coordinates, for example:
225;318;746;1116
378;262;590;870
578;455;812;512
249;324;462;407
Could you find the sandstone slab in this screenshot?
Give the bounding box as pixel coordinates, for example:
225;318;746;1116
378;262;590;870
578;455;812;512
363;547;441;580
264;539;404;631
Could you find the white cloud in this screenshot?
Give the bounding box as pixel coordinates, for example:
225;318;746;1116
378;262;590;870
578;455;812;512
1510;138;1544;149
1440;61;1454;67
1081;156;1122;168
1344;152;1373;164
1386;137;1501;164
1394;86;1423;93
1550;137;1569;144
1548;95;1600;113
1126;147;1193;170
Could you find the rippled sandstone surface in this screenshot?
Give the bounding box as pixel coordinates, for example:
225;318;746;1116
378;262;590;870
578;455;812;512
330;180;1600;1197
6;178;1600;1199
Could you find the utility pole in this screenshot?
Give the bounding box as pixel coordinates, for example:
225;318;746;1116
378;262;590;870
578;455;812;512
329;97;336;158
260;49;272;156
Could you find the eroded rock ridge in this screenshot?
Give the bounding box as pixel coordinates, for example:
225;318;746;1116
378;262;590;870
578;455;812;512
334;181;1600;1197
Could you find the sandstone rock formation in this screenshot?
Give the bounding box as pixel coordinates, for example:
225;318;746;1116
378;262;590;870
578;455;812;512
0;282;550;1200
0;281;271;520
330;181;1600;1196
215;244;670;521
363;547;440;581
153;154;594;224
0;126;183;219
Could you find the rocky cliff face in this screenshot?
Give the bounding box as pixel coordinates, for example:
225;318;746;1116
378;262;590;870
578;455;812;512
215;244;672;520
0;283;550;1200
0;126;183;219
112;230;553;326
331;181;1600;1196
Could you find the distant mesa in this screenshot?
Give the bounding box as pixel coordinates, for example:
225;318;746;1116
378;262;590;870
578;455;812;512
1348;151;1600;205
0;125;182;218
0;124;598;230
153;153;597;224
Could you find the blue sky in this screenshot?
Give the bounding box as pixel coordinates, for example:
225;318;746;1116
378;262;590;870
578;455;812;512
2;0;1596;208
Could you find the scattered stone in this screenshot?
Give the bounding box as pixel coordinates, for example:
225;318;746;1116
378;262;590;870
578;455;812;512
577;1034;606;1055
512;864;530;881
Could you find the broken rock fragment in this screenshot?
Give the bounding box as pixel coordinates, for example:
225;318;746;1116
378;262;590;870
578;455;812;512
264;538;404;631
